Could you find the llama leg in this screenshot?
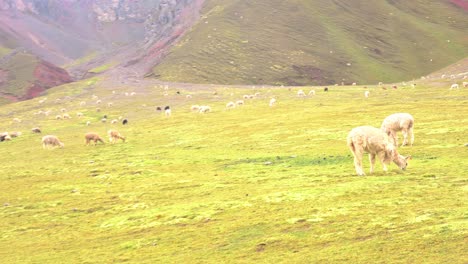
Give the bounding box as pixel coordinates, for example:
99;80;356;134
369;154;376;174
378;152;388;172
409;127;414;146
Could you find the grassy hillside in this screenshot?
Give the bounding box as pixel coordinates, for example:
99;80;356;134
153;0;468;85
0;76;466;262
0;45;11;57
0;52;38;97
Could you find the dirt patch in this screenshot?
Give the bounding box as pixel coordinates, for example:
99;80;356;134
18;60;73;100
34;61;72;87
24;84;45;99
290;65;332;85
450;0;468;11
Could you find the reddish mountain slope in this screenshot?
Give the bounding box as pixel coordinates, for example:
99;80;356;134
451;0;468;10
0;50;72;102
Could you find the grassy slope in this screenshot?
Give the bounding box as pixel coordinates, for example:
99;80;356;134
0;52;38;97
0;77;466;262
0;45;11;57
153;0;468;85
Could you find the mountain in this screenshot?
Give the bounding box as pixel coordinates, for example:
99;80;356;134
1;0;467;99
152;0;468;85
0;0;204;68
0;0;204;102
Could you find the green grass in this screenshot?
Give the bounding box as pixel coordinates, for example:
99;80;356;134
0;79;467;263
0;45;11;57
0;52;38;97
88;62;117;74
62;51;97;69
153;0;468;85
0;96;11;106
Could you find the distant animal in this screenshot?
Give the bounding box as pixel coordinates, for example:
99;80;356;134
85;133;105;145
111;119;118;124
176;91;181;94
226;102;236;109
236;100;244;105
56;115;62;120
392;85;398;89
108;130;125;143
463;82;468;88
13;118;21;123
186;95;192;99
450;83;459;90
269;98;276;107
199;105;211;113
364;91;370;98
191;105;200;111
308;90;316;96
324;87;329;92
156;107;162;111
61;108;67;113
42;135;64;149
122;119;128;125
103;115;108;119
62;113;71;119
101;118;107;123
0;132;9;142
77;112;84;118
297;90;306;96
9;131;21;138
381;113;415;147
86;121;91;126
165;106;171;116
32;127;42;133
347;126;411;176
